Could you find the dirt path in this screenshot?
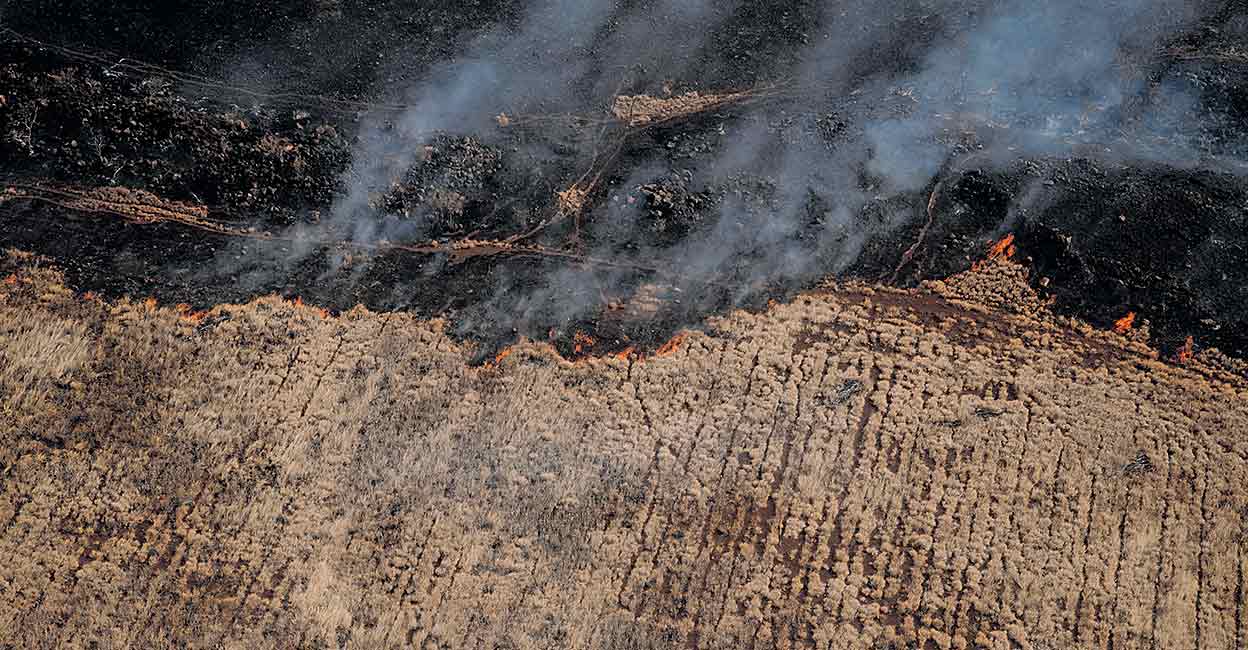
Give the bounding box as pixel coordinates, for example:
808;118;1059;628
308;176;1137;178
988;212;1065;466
1;250;1245;649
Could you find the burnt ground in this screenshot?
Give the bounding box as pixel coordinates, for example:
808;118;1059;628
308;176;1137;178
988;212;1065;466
1;0;1247;361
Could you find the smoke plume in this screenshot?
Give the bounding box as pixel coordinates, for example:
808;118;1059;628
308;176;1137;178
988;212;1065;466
220;0;1229;345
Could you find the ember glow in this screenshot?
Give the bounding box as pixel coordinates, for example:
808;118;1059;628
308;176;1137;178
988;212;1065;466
289;296;330;318
175;303;210;325
490;346;515;367
572;331;596;355
1176;335;1195;364
1113;311;1137;334
653;332;688;357
972;234;1017;272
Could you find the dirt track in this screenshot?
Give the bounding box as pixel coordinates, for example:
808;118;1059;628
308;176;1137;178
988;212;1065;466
1;249;1246;649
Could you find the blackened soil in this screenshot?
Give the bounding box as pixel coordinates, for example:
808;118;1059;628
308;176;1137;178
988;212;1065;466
1022;163;1248;357
0;42;350;221
879;159;1248;358
2;1;1248;362
1;0;529;101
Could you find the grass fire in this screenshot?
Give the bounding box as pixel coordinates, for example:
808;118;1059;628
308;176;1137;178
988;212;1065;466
1114;310;1137;334
1;1;1247;649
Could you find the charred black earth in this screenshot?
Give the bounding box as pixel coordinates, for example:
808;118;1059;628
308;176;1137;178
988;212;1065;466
1;0;1247;361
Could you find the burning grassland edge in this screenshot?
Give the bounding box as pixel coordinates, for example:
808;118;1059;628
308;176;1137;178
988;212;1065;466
7;170;1213;362
3;249;1248;649
6;0;1248;372
0;244;1228;377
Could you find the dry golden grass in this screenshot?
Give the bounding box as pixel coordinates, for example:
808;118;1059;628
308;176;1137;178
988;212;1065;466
611;91;755;127
0;249;1245;650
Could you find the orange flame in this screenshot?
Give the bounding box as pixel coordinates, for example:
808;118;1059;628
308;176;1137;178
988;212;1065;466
572;331;596;355
82;291;97;301
654;332;688;357
142;297;158;311
1176;336;1194;364
2;273;17;286
1113;311;1136;334
491;346;515;366
288;295;329;318
174;303;210;324
972;233;1016;271
613;346;636;361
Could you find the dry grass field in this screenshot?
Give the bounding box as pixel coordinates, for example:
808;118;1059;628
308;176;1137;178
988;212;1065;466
1;248;1246;650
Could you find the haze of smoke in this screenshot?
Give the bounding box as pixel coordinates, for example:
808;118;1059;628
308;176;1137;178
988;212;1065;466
235;0;1219;337
876;0;1204;159
592;0;1211;312
331;0;735;237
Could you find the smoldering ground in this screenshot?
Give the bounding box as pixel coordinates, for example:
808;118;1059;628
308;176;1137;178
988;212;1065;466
273;0;1235;345
3;0;1246;357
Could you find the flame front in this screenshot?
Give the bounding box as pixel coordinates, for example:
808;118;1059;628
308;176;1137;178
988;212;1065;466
654;332;688;357
175;303;210;324
1176;336;1194;364
1113;311;1136;334
2;273;17;286
572;331;596;355
972;233;1016;272
491;346;515;366
614;346;636;361
289;295;329;318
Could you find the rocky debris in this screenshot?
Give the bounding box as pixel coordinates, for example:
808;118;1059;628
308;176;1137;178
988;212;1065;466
818;378;864;407
973;406;1006;419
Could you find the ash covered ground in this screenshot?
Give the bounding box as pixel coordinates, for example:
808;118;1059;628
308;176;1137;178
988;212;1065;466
1;0;1247;360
